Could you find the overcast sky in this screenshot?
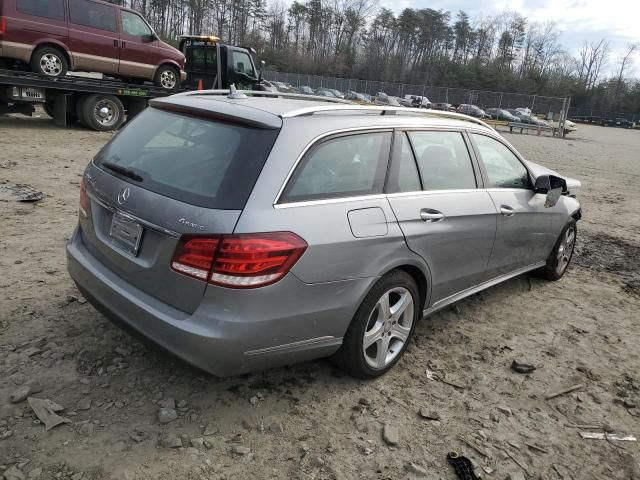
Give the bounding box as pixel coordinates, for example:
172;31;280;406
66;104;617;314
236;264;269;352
380;0;640;77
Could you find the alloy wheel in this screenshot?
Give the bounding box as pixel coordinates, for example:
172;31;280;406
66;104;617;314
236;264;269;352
160;69;177;89
555;226;576;275
40;54;63;76
363;287;414;369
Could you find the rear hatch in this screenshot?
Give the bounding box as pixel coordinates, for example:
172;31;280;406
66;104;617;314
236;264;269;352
79;102;280;313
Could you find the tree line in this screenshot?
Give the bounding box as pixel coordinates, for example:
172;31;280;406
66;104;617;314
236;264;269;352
111;0;640;114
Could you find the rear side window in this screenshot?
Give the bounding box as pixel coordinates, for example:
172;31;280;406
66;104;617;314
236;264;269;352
94;108;279;210
16;0;64;20
69;0;117;32
387;133;421;193
281;132;392;203
408;131;477;190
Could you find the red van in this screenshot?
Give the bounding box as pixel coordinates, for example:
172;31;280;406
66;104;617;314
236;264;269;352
0;0;186;89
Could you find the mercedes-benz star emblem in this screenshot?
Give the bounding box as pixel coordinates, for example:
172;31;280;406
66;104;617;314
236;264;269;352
117;187;131;205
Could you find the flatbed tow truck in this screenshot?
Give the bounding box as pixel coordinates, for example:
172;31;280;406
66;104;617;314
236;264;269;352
0;35;271;131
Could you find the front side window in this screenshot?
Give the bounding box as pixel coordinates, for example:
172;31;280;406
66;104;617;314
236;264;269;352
281;132;392;203
232;51;255;77
69;0;117;32
121;11;152;37
407;131;476;190
16;0;64;20
471;134;530;189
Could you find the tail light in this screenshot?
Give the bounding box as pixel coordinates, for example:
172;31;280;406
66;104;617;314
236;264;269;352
0;17;6;36
171;232;307;288
79;179;89;217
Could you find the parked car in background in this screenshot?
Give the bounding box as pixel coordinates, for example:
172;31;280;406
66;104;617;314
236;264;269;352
486;108;520;122
432;103;456;111
67;92;582;379
602;117;635;128
272;81;295;92
315;88;336;98
0;0;186;89
457;104;490;118
401;95;431;109
344;91;371;103
324;88;344;99
374;93;401;106
516;107;532;116
507;109;547;126
297;85;314;95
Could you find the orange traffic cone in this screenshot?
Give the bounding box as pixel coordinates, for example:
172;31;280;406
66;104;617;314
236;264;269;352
197;79;204;91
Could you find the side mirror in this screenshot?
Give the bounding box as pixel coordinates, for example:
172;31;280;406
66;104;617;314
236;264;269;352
142;33;156;43
258;60;266;83
534;174;566;208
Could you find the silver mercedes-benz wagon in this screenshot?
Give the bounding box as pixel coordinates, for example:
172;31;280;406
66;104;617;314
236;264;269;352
66;91;581;378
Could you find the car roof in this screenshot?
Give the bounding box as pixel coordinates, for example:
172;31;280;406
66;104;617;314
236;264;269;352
151;94;495;133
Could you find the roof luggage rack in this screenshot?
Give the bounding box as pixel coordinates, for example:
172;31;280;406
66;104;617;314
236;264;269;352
179;89;492;128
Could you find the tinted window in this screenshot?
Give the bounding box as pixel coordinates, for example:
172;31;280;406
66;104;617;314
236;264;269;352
407;131;476;190
282;132;392;203
472;134;530;189
16;0;64;20
232;51;255;76
69;0;117;32
95;108;279;209
387;133;421;193
121;11;152;36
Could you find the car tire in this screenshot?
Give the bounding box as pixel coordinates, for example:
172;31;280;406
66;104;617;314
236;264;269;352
31;46;68;77
43;100;78;124
333;270;420;379
537;220;577;281
154;65;180;90
80;94;125;132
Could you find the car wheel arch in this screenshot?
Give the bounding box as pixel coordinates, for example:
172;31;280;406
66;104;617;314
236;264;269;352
153;61;182;77
32;41;73;69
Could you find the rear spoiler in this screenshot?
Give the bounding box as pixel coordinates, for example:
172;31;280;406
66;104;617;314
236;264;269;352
148;97;282;130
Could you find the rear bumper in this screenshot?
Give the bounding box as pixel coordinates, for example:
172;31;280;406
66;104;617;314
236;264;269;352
66;226;375;377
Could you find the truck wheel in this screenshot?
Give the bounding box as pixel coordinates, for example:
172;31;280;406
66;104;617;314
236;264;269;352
80;94;125;131
31;46;68;77
154;65;179;90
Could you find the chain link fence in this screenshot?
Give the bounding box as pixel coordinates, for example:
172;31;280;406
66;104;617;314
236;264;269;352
265;70;569;119
568;107;640;123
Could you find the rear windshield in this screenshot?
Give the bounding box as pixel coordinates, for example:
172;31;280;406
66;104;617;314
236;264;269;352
94;108;279;209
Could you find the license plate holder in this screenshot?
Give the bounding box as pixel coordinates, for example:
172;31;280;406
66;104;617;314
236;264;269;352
109;212;143;256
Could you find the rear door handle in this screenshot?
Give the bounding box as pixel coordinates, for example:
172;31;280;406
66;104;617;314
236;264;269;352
113;39;119;47
500;205;515;217
420;209;445;222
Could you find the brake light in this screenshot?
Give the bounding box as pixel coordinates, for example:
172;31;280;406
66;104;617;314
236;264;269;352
170;232;307;288
79;179;89;217
171;237;219;280
0;17;6;36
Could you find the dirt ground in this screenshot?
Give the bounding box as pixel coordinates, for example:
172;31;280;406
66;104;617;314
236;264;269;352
1;112;639;480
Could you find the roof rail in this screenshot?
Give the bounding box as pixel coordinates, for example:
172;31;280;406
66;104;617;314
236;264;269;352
281;105;493;129
178;89;352;104
176;89;492;128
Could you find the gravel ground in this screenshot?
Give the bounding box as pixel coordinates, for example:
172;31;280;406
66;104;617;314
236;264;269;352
0;113;639;480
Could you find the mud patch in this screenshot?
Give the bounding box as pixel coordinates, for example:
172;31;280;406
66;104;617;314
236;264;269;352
574;231;640;296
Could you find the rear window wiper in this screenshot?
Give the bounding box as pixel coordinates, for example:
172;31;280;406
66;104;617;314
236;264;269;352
101;161;144;182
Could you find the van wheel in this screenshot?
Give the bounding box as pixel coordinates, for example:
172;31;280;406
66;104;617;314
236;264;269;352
333;270;419;379
537;220;577;281
154;65;179;90
31;46;68;77
80;94;125;131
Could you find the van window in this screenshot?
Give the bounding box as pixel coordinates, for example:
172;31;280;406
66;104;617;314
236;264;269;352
121;11;152;37
408;131;477;190
281;132;392;203
16;0;64;20
232;51;255;77
94;108;279;210
69;0;117;32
